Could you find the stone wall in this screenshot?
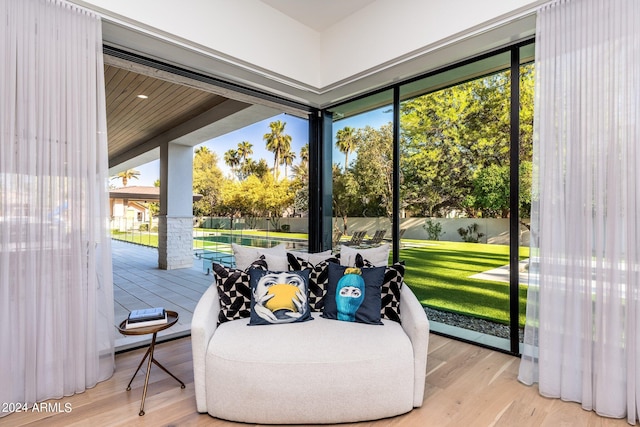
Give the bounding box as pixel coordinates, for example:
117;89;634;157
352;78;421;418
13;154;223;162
197;216;530;246
158;216;194;270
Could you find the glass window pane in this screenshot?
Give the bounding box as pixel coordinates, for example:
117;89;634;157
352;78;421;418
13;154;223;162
518;49;535;345
328;90;395;258
399;52;514;350
189;113;310;258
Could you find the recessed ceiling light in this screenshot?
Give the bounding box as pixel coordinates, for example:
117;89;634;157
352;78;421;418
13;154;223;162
137;94;148;99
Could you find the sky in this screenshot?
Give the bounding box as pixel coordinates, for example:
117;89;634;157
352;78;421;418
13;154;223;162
132;109;392;187
331;106;393;165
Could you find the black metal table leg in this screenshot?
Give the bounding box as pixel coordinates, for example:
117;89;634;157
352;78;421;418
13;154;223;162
138;331;157;416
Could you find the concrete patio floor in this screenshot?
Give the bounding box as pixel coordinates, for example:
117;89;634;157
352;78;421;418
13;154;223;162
112;239;214;351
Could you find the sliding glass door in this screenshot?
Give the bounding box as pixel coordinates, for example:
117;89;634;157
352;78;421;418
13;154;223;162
323;42;534;353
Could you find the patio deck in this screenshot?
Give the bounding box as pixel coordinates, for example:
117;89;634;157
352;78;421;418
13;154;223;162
112;239;214;351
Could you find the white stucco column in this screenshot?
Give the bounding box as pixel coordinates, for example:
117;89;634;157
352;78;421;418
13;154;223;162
158;142;193;270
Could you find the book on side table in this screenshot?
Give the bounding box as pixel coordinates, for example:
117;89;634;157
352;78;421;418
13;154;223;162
126;307;168;329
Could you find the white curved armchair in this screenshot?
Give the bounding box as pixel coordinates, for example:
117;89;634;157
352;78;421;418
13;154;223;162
191;283;429;424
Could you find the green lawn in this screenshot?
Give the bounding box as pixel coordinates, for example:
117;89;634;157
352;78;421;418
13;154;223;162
401;240;529;326
111;229;529;326
111;230;159;247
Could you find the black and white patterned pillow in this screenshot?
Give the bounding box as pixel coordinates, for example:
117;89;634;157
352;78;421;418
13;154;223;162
353;255;404;322
213;257;268;324
380;262;405;322
306;257;339;311
286;252;311;271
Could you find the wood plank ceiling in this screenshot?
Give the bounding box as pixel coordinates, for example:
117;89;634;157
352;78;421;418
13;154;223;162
104;64;229;161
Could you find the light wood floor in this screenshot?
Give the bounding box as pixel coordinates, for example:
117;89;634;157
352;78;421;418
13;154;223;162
3;334;630;427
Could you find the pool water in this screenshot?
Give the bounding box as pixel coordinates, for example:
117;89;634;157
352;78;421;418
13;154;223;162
196;233;307;250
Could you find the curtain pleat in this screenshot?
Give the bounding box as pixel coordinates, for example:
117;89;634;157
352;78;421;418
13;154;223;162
518;0;640;422
0;0;114;413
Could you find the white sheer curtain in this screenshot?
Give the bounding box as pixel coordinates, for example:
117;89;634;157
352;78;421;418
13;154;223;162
0;0;114;414
519;0;640;423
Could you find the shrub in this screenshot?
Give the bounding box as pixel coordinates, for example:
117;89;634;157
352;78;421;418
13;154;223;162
139;223;149;231
281;224;290;232
457;223;485;243
423;219;444;241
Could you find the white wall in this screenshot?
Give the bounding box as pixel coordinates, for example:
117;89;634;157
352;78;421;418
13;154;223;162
321;0;541;87
74;0;322;86
74;0;540;91
200;216;530;246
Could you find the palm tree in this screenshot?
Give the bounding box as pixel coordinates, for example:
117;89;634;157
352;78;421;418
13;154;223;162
280;149;296;179
236;141;253;179
263;120;292;179
291;163;307;183
240;158;255;179
336;126;357;172
111;169;140;187
224;149;240;176
237;141;253;163
291;143;309;182
299;143;309;165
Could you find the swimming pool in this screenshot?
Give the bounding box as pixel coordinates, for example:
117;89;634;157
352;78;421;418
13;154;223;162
195;232;307;250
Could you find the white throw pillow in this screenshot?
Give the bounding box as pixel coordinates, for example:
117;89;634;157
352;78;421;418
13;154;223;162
287;249;333;265
340;243;390;267
232;243;288;271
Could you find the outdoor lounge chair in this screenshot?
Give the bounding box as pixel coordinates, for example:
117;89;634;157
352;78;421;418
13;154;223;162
343;230;366;246
359;229;387;247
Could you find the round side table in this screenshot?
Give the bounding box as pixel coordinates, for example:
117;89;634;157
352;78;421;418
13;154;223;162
118;310;185;416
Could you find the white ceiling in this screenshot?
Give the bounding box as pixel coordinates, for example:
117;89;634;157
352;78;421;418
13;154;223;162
83;0;539;170
85;0;541;108
259;0;376;32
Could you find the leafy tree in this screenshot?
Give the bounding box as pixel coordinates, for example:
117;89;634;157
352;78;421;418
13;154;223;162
399;66;536;218
519;64;535;164
193;146;224;216
242;159;269;179
148;179;160;220
332;165;360;234
293;185;308;215
264;120;292;179
259;174;294;228
336;126;357;172
291;143;309;214
217;179;247;227
517;64;535;219
220;174;293;228
351;124;394;217
466;160;533;219
519;160;533;218
471;164;510;218
400;81;478;216
111;169;140;187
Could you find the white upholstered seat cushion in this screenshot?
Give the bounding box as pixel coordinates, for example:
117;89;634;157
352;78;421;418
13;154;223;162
205;313;414;424
340;243;390;267
232;243;288;270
